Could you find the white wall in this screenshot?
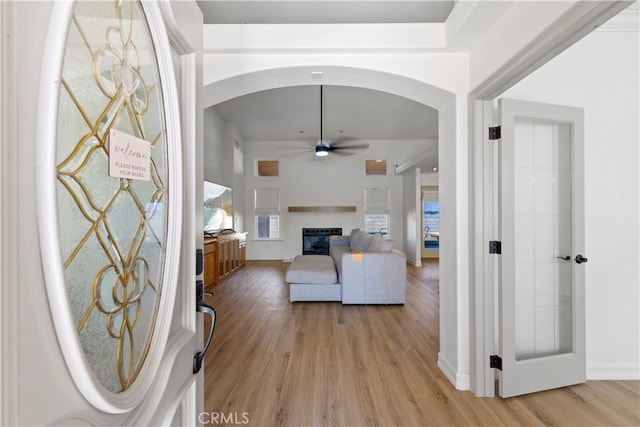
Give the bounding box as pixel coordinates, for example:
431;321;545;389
232;131;246;233
402;168;422;266
243;139;431;260
467;1;575;90
501;26;640;379
203;106;230;186
203;107;246;232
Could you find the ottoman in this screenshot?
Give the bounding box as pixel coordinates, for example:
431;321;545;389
285;255;341;302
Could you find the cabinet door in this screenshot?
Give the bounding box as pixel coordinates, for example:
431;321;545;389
204;241;217;287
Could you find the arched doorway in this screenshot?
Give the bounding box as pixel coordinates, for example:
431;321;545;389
203;65;466;389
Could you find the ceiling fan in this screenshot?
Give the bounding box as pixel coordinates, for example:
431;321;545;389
314;85;369;157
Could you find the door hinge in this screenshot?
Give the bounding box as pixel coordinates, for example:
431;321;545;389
488;126;501;140
489;240;502;254
490;355;502;370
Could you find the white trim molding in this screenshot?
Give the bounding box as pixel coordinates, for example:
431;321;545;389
437;353;468;390
597;3;639;31
470;1;634;99
587;365;640;380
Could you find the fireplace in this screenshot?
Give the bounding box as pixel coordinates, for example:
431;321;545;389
302;228;342;255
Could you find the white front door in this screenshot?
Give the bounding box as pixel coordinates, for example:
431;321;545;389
1;1;201;425
496;98;586;397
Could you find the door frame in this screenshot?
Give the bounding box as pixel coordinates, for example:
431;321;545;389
1;1;21;424
468;0;632;397
156;2;201;424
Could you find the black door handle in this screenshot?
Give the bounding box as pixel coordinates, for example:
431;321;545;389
575;254;588;264
194;280;216;374
556;256;570;261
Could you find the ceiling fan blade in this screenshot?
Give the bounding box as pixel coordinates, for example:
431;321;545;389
333;144;370;151
277;141;317;157
330;142;369;151
328;147;369;157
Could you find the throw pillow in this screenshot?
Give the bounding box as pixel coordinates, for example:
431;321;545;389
353;233;373;252
349;228;360;241
349;229;367;251
367;234;394;252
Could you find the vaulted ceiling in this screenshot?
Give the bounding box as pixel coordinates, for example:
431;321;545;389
213;85;439;143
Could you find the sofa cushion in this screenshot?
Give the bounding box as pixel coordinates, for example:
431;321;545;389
329;246;350;283
292;255;331;263
367;234;394;252
285;255;337;284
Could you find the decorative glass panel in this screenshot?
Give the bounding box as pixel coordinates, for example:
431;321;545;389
513;118;573;360
56;0;168;393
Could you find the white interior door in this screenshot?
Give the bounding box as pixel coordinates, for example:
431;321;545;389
497;98;586;397
1;1;201;425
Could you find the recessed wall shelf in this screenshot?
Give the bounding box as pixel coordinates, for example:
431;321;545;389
288;206;356;213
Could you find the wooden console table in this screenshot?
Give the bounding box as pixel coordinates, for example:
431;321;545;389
203;232;247;288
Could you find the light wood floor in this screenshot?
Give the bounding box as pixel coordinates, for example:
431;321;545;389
203;260;640;426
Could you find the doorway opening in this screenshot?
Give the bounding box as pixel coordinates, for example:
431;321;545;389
203;65;463;388
422;186;440;260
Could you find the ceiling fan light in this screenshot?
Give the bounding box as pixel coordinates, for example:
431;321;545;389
315;145;329;157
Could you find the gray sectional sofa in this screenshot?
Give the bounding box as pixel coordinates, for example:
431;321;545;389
286;229;407;304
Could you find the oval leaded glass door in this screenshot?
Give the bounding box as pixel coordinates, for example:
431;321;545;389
38;0;183;411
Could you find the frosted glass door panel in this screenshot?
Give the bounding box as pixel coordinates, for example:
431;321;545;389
513;118;572;361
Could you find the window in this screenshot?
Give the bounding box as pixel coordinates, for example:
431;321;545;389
256;215;280;239
364;187;390;235
422;188;439;249
365;159;387;176
257;160;279;177
254;189;280;239
365;214;389;235
423;200;440;248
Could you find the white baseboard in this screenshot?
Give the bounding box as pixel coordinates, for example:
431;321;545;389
587;364;640;380
407;257;421;267
437;353;471;391
455;373;471;391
